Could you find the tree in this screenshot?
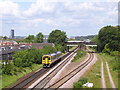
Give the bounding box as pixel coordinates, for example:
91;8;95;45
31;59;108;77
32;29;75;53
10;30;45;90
2;61;14;75
48;30;67;52
97;25;120;52
35;32;44;43
3;36;8;40
25;35;35;43
13;49;34;67
48;29;67;45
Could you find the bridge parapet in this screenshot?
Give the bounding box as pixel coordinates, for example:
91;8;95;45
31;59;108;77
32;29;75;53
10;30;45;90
65;41;97;45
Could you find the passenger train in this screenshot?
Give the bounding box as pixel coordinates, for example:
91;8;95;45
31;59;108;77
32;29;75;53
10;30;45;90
42;51;62;68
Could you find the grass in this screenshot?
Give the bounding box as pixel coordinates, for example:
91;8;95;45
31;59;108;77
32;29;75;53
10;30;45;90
1;64;42;89
73;52;101;88
84;55;101;88
73;78;88;89
98;53;118;88
72;50;86;62
69;46;76;51
87;47;118;88
83;53;118;88
97;54;111;88
0;73;2;90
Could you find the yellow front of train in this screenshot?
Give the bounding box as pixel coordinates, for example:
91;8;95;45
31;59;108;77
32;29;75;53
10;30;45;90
42;55;52;68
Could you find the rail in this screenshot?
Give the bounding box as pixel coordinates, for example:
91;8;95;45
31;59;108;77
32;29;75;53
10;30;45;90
8;47;78;89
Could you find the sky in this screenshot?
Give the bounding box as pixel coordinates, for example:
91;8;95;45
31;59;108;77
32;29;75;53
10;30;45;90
0;0;119;37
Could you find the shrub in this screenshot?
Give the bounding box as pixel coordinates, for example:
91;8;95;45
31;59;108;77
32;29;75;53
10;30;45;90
73;78;88;88
13;46;57;67
2;62;14;75
110;51;120;56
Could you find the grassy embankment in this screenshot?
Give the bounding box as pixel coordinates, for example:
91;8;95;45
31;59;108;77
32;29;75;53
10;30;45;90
1;47;77;89
73;53;101;88
72;50;86;62
1;64;42;89
73;52;118;88
98;53;118;88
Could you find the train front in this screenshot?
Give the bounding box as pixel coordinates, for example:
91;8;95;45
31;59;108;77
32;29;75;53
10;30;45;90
42;55;51;68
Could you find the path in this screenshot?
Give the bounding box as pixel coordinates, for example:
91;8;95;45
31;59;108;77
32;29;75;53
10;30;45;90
106;62;116;89
101;61;106;89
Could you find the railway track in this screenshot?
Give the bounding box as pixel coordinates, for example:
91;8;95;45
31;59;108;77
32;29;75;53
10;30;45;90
9;68;48;89
9;47;78;89
32;48;78;89
47;52;94;88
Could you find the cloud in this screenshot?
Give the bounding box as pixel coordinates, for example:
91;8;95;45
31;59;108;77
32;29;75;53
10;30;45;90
23;0;57;17
107;0;119;2
0;1;21;17
1;0;118;36
64;2;106;12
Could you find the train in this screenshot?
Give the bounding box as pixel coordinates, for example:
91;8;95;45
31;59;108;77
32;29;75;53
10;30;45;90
42;47;78;68
42;51;62;68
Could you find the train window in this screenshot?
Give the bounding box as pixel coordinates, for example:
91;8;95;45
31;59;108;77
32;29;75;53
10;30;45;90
43;56;48;60
43;57;45;60
43;56;51;60
48;57;50;60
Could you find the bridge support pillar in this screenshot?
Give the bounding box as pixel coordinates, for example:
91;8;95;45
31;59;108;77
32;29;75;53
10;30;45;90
67;46;69;52
78;43;85;50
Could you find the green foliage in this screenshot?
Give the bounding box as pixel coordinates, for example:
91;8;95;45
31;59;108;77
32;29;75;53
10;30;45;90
35;32;44;43
72;50;86;62
24;35;35;43
73;78;88;88
89;46;97;52
110;51;120;56
110;56;120;71
48;30;67;52
68;38;75;41
13;46;57;68
13;49;35;67
55;44;67;52
102;44;111;54
2;64;43;89
3;36;8;40
91;35;98;43
2;62;14;75
2;46;57;75
42;46;57;54
97;25;120;52
48;29;67;45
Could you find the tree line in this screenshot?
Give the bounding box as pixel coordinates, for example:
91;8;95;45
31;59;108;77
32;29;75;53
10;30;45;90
2;46;57;75
17;29;67;52
2;29;67;75
91;25;120;71
92;25;120;53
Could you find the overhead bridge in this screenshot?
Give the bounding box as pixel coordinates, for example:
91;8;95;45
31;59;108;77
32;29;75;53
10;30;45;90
65;41;97;46
65;41;97;51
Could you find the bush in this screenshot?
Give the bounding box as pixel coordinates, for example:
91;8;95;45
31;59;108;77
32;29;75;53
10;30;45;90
13;46;57;67
2;62;14;75
2;46;57;75
110;51;120;56
73;78;88;88
110;56;120;71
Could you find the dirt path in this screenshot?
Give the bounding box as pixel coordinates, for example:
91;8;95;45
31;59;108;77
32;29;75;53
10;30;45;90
106;62;116;89
101;62;106;89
